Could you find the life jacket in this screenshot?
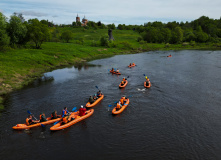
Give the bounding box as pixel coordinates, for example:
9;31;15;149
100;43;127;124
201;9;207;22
116;70;119;72
62;109;67;116
123;78;126;81
120;98;124;105
26;118;30;125
121;81;124;85
97;92;101;97
122;96;126;101
116;103;121;109
51;112;57;118
129;63;131;66
132;63;135;65
62;117;68;124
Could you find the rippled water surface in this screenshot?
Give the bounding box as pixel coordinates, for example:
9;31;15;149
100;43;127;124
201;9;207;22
1;50;221;160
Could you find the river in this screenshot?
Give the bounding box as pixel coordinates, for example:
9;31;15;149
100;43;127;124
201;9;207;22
0;50;221;160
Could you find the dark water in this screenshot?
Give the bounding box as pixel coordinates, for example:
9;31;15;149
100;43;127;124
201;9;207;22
1;50;221;160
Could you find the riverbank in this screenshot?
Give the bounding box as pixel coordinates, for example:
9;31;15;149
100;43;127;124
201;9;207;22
0;28;221;106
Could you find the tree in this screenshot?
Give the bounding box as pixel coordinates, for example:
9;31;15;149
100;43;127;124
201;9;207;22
0;12;10;48
27;19;50;49
170;26;183;43
7;15;27;46
60;30;73;43
195;26;209;42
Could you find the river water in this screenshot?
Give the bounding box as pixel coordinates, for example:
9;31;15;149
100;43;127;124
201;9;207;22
0;50;221;160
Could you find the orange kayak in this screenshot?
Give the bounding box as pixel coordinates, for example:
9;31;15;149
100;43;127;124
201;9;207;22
86;94;104;108
144;81;151;88
112;98;130;114
167;55;172;57
50;109;94;131
119;80;128;88
12;116;62;130
110;70;121;75
128;64;136;68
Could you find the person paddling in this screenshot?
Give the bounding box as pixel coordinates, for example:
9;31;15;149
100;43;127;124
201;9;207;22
116;102;122;111
145;77;150;86
26;115;40;126
62;107;70;117
89;95;94;104
39;113;47;122
79;105;87;116
97;90;102;97
51;110;58;119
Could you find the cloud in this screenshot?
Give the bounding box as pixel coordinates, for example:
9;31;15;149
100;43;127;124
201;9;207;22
1;0;221;25
20;10;48;17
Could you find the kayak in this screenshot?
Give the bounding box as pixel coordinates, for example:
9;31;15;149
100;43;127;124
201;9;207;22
167;55;172;57
112;98;130;114
86;94;104;108
50;109;94;131
128;64;136;68
119;80;128;88
12;116;62;130
110;70;121;75
144;81;151;88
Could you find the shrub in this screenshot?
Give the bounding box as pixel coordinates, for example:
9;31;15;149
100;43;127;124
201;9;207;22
100;35;109;47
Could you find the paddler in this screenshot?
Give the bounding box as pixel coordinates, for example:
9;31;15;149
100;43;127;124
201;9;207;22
89;95;94;104
116;102;122;111
97;90;102;97
79;105;87;116
62;107;70;117
51;110;58;119
39;113;47;122
26;115;40;125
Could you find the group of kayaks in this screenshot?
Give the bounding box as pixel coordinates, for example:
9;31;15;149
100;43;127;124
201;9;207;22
12;62;151;131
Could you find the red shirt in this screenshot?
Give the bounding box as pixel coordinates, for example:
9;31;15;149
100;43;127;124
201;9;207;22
79;108;86;116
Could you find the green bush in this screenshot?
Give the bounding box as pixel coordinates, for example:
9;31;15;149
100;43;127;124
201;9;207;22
100;35;109;47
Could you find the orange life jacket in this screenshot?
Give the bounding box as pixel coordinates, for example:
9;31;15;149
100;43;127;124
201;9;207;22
121;81;124;85
62;117;68;123
123;78;126;81
120;98;124;104
116;103;121;109
132;63;135;65
122;97;126;101
26;118;30;125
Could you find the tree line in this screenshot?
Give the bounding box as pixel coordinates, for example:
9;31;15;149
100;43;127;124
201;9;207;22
1;12;220;51
118;16;221;44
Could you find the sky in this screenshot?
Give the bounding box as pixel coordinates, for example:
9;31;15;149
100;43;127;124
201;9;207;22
0;0;220;25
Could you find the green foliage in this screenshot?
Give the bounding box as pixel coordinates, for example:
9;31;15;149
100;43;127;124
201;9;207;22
60;30;73;43
100;35;109;47
0;12;10;49
7;15;27;46
27;19;50;49
107;24;115;30
170;26;183;44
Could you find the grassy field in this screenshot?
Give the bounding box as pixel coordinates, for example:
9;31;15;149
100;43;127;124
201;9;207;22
0;27;220;105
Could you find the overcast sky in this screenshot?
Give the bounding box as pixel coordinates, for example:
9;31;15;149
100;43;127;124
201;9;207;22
0;0;220;25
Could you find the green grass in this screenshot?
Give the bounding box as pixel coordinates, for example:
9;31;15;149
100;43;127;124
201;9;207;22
0;27;220;102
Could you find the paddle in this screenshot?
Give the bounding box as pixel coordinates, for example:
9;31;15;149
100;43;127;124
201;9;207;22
72;107;77;112
95;86;99;91
27;110;38;120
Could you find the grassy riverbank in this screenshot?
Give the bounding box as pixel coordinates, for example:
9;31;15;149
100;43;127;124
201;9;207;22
0;28;220;105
